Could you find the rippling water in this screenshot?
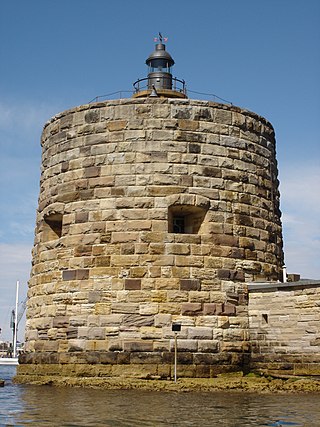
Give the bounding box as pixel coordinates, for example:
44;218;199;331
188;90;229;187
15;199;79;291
1;366;320;426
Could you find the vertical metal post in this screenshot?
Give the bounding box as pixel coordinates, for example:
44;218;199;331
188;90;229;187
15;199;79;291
13;280;19;358
174;332;178;383
282;265;287;283
172;323;181;382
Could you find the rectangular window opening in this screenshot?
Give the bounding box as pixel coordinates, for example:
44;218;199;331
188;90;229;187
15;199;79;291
168;205;207;234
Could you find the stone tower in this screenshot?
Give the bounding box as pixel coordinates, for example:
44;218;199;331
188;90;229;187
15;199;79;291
18;38;283;382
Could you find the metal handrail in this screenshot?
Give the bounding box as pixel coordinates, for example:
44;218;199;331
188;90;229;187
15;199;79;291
89;91;134;103
187;90;232;105
88;87;232;105
133;76;187;95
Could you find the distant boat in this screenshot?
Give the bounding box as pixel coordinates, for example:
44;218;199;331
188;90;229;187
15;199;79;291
0;281;25;366
0;357;18;366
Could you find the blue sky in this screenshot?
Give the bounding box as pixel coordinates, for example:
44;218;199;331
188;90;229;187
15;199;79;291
0;0;319;341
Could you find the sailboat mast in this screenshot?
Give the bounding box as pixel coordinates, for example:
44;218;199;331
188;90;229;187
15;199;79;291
13;280;19;358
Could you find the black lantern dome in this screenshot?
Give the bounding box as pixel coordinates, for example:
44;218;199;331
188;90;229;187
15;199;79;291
146;42;174;91
133;34;187;99
146;42;175;70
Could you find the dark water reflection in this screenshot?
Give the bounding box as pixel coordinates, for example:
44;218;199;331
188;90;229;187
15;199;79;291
1;366;320;426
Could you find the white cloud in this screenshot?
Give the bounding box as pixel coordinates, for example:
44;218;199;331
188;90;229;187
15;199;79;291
280;164;320;211
0;100;41;244
280;163;320;279
0;101;58;134
8;221;35;238
281;213;302;226
0;244;31;277
0;182;38;243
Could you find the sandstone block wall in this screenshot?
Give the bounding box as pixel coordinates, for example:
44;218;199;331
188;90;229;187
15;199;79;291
249;281;320;376
19;98;283;380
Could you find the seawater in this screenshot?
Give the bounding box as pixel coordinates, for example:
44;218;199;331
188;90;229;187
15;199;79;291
1;366;320;426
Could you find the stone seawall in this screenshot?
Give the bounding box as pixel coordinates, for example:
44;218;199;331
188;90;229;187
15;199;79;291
19;98;283;380
248;281;320;376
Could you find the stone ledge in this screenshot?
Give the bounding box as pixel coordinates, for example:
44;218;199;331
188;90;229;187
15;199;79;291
250;360;320;377
14;371;320;393
248;279;320;292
